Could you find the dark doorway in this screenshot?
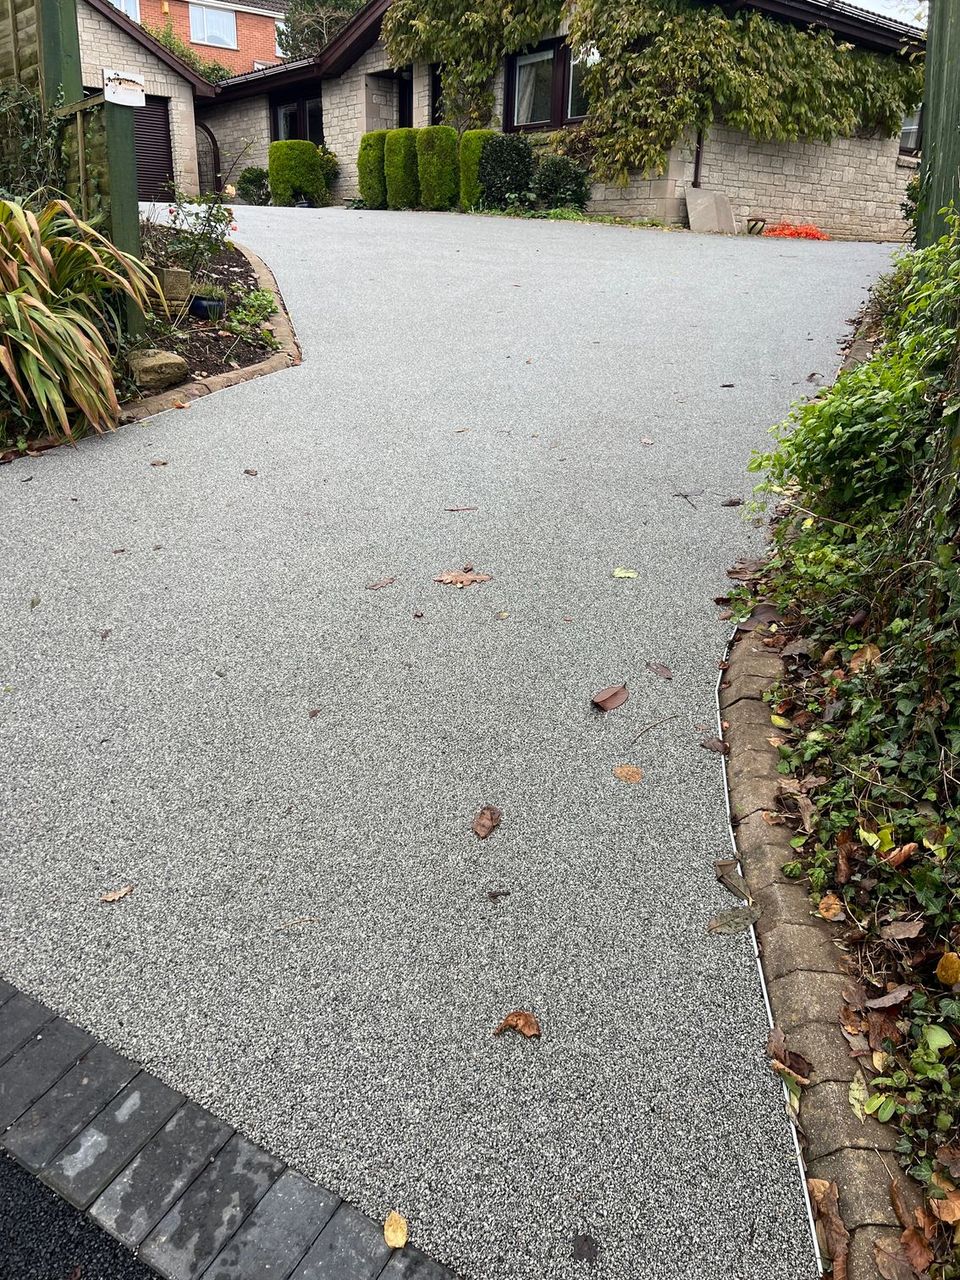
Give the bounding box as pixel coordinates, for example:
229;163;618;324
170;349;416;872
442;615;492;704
134;96;174;200
398;68;413;128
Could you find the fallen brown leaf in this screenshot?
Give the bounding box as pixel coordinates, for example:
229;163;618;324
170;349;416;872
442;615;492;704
366;577;396;590
880;842;918;870
762;810;787;826
817;892;844;922
874;1239;916;1280
487;889;511;902
645;662;673;680
701;737;729;755
384;1211;408;1248
866;984;914;1010
867;1008;904;1051
308;709;320;719
706;904;761;934
454;427;470;433
714;859;751;902
173;401;189;410
413;610;424;619
721;497;744;507
149;459;168;467
767;1026;813;1085
879;920;924;942
493;1010;541;1038
592;684;628;712
243;468;258;476
937;1145;960;1180
890;1180;912;1230
434;570;492;588
808;1178;850;1277
849;642;881;673
100;884;133;903
900;1228;933;1274
613;764;643;784
472;805;502;839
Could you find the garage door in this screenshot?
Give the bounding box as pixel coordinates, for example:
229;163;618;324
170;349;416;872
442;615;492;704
134;96;174;201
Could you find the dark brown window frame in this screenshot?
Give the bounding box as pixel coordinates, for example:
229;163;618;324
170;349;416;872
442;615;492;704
503;38;587;133
269;92;324;146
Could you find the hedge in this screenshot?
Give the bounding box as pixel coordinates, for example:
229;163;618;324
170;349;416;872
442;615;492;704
416;125;459;212
268;140;325;207
384;128;420;210
358;130;388;209
533;154;591;211
477;133;534;209
459;129;497;211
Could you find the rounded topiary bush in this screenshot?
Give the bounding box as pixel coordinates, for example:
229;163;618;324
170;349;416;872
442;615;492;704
459;129;497;210
477;133;534;209
236;166;270;205
268;140;325;207
357;130;388;209
533;153;591;211
384;128;420;210
416;125;459;212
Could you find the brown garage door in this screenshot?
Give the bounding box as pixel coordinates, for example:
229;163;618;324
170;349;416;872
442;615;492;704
134;96;174;201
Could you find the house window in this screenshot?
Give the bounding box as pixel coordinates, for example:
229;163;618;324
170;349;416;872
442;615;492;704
111;0;140;20
189;4;237;48
514;47;555;126
277;102;298;139
275;20;285;57
273;97;323;146
505;41;590;131
900;108;922;155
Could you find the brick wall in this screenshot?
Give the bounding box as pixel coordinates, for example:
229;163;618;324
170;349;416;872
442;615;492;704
676;126;915;241
77;0;200;193
197;93;271;179
137;0;281;75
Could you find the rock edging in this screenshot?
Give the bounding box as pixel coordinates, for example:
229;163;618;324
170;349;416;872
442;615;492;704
722;627;918;1279
121;241;301;423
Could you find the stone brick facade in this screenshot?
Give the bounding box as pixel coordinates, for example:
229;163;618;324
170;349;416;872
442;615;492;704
197;93;271;182
77;0;200;193
136;0;283;76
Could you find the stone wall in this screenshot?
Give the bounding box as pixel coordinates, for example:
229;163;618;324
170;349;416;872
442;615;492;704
76;0;199;193
197;93;270;183
676;125;915;241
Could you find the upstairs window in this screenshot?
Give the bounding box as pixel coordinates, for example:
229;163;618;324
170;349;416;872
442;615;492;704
111;0;140;20
189;4;237;48
275;21;285;57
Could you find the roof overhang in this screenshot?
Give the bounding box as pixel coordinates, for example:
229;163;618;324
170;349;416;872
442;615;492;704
725;0;924;53
82;0;217;96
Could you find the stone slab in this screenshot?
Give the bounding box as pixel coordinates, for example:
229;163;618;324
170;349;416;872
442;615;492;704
379;1247;456;1279
0;994;54;1066
43;1074;184;1209
202;1169;339;1280
0;1018;93;1130
90;1100;232;1247
291;1202;393;1279
686;188;739;235
2;1041;138;1171
0;979;15;1006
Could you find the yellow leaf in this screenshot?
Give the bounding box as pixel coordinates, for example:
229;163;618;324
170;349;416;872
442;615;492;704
384;1211;408;1249
612;566;638;579
770;714;793;730
848;1069;869;1122
936;952;960;986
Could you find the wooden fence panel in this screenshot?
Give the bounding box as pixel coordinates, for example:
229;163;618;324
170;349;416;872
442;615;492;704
919;0;960;245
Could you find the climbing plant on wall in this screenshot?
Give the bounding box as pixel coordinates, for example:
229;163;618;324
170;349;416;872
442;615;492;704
382;0;924;181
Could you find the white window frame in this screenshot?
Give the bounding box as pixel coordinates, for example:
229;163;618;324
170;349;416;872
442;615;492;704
189;3;238;49
112;0;140;20
275;20;285;57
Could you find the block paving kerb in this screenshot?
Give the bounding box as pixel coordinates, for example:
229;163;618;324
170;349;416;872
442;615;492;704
0;979;453;1280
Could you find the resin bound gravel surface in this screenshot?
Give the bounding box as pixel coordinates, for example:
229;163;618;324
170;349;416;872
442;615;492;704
0;208;894;1280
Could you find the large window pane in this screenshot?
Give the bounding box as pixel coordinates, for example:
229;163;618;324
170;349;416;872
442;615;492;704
514;49;554;126
306;98;323;145
900;109;921;154
568;57;589;119
189;4;237;48
277;103;298;140
111;0;140;20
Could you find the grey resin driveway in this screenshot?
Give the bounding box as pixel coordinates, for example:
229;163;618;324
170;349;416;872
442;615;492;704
0;209;893;1280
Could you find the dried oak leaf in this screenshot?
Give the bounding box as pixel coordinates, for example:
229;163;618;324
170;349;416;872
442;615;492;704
384;1211;408;1249
880;842;918;870
591;684;628;712
613;764;644;784
899;1228;933;1274
366;577;396;590
817;892;844;922
808;1178;850;1275
701;736;729;755
866;984;914;1010
873;1240;916;1280
100;884;134;903
930;1174;960;1224
472;805;502;839
434;570;492;588
935;952;960;986
493;1010;541;1038
645;661;673;680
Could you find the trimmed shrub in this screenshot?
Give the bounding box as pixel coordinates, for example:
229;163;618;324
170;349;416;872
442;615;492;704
384;128;420;210
268;140;325;207
236;166;270;205
358;130;388;209
459;129;497;210
477;133;534;209
416;125;459;211
533;154;591;211
317;144;339;200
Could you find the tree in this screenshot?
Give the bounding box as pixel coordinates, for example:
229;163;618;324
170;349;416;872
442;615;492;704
277;0;365;60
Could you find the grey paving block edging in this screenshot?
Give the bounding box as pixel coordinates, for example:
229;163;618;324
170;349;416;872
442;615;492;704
721;627;917;1280
0;979;455;1280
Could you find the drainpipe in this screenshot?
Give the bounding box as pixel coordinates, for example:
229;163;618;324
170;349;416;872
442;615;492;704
692;127;704;188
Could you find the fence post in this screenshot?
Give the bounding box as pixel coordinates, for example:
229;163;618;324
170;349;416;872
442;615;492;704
919;0;960;246
37;0;81;106
104;99;143;333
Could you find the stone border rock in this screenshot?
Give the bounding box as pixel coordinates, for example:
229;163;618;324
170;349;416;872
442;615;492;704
721;628;920;1280
120;240;301;423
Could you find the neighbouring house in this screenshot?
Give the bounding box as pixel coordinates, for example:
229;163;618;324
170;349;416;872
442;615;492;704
77;0;215;198
104;0;287;75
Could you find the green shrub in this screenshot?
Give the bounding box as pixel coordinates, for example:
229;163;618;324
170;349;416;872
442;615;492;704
533;153;591;211
459;129;496;210
477;133;534;209
357;131;388;209
317;145;339;199
268;140;325;207
236;166;270;205
416;125;459;211
384;128;420;210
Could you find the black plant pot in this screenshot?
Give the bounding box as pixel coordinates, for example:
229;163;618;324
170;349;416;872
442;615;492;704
294;199;313;209
189;296;226;321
